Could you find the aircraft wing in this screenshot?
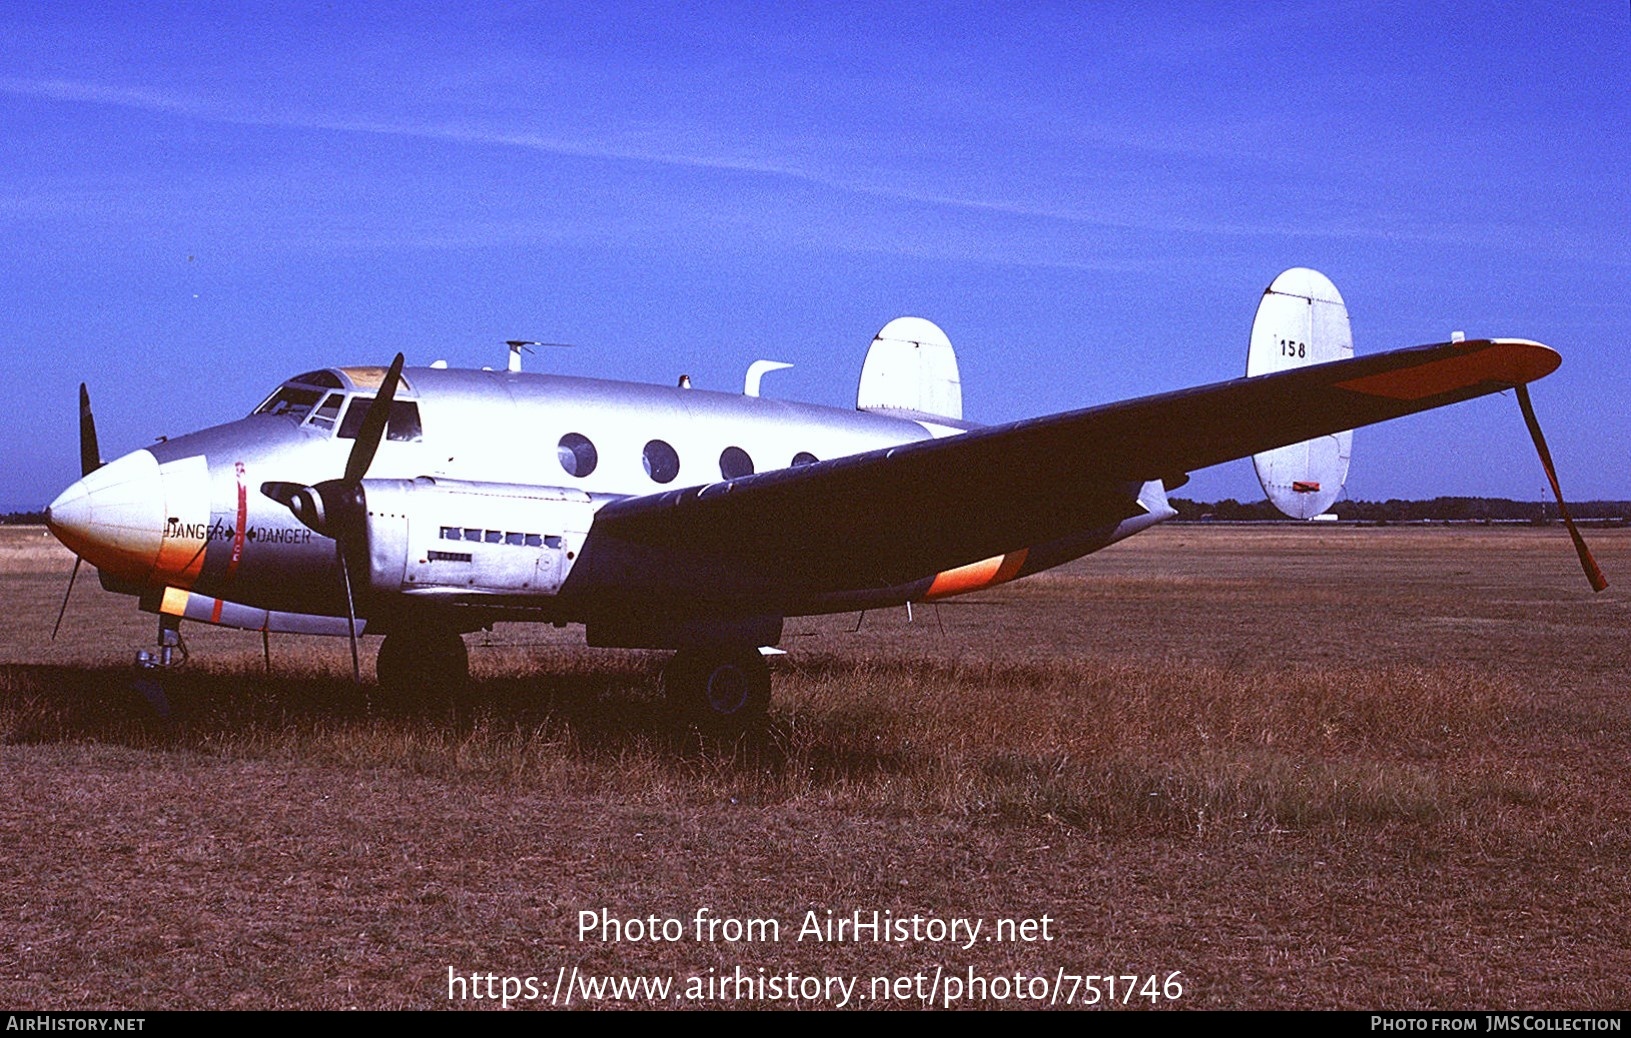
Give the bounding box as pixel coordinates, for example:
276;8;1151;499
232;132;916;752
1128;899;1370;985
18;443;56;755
578;338;1557;598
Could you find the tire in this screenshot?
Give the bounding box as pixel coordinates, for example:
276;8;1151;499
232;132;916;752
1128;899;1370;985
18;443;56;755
664;647;771;731
377;628;469;702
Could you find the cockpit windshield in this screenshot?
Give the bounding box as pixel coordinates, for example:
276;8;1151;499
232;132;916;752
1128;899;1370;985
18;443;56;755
308;393;344;429
252;371;420;442
252;386;325;420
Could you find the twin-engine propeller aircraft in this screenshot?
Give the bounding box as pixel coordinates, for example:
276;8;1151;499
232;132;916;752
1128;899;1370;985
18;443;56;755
46;269;1604;728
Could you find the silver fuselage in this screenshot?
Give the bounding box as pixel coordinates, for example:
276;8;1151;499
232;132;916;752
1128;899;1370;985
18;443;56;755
50;366;1167;642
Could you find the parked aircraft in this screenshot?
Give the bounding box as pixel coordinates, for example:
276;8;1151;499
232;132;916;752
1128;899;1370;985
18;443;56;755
45;269;1604;728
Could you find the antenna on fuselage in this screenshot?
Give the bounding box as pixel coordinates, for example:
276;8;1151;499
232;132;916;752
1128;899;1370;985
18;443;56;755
506;341;535;373
744;360;793;397
505;340;574;373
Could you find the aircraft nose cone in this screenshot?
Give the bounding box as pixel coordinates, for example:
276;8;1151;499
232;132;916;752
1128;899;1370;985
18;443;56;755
44;481;90;540
46;449;167;584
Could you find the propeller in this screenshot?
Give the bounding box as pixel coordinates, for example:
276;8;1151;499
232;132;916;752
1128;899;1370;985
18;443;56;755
79;382;103;476
260;353;406;680
51;558;81;642
1516;384;1607;593
53;382;104;640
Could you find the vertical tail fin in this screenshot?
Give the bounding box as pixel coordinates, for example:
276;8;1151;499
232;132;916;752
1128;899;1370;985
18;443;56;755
857;317;962;421
1248;268;1353;519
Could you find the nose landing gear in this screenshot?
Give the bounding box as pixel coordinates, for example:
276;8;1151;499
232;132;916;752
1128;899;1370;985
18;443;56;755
134;613;186;670
129;613;184;718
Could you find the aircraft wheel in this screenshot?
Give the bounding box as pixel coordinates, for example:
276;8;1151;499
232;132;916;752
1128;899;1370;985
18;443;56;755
664;647;771;731
377;628;469;701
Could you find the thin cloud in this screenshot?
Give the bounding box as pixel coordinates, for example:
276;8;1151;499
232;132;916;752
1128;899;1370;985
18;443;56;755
0;75;1563;252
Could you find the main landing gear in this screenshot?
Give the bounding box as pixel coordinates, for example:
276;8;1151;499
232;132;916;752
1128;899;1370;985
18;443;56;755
663;646;771;732
376;628;469;699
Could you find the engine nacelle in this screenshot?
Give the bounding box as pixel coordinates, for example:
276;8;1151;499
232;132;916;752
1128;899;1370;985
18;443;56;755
357;478;595;597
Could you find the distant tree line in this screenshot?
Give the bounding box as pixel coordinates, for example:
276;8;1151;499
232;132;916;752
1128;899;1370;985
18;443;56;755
1170;497;1631;523
2;511;46;525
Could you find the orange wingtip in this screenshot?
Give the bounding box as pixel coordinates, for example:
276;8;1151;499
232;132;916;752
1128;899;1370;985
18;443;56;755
924;549;1029;600
1335;340;1559;402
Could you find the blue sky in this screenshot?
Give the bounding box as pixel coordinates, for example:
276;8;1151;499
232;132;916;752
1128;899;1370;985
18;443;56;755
3;1;1628;510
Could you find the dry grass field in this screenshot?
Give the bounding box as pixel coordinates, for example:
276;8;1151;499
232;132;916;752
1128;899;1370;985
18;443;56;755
2;523;1629;1010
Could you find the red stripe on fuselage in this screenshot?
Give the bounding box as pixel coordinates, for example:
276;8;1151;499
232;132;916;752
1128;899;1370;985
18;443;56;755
226;461;247;583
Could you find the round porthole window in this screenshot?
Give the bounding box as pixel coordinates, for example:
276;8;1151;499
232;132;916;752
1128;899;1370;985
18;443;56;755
557;433;598;477
719;446;755;480
643;439;681;483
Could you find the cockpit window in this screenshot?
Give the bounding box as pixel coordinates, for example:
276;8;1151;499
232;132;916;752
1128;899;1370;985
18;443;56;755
288;370;344;389
253;387;324;421
306;393;343;430
337;397;423;442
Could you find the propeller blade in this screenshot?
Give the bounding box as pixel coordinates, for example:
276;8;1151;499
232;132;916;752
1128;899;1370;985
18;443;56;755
1516;384;1607;592
78;383;102;477
259;481;303;508
344;353;406;484
51;556;82;641
261;354;402;673
335;540;362;683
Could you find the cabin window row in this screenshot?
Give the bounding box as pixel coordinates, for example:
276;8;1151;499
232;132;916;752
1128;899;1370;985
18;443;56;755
438;527;563;549
257;387;818;484
555;434;819;484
